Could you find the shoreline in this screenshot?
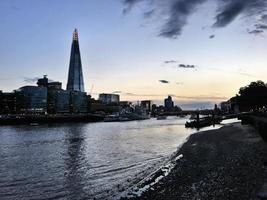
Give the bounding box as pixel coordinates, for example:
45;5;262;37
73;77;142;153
122;122;267;200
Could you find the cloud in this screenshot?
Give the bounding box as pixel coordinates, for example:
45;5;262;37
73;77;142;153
248;29;264;34
255;24;267;29
123;0;267;38
209;34;215;39
23;77;40;83
205;66;259;78
262;14;267;23
164;60;178;64
176;82;183;85
159;80;170;84
178;64;196;68
123;92;227;101
143;9;155;19
247;23;267;34
22;76;54;84
122;0;144;14
213;0;247;28
112;91;122;94
159;0;207;38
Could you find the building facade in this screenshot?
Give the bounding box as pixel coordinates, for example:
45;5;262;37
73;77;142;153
141;100;152;112
18;86;47;113
99;93;120;104
0;91;24;114
70;91;88;113
164;96;174;109
66;29;85;92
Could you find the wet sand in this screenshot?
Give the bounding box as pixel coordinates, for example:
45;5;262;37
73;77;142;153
123;123;267;200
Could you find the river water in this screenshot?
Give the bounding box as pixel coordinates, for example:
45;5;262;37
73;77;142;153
0;116;234;200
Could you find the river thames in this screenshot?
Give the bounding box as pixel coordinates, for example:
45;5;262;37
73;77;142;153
0;116;228;200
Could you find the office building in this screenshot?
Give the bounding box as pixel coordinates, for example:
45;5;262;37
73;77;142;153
99;93;120;104
70;91;88;113
164;96;174;109
17;86;47;113
66;29;85;92
0;91;23;114
141;100;152;112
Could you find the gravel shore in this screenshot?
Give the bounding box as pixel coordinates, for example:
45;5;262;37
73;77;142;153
123;123;267;200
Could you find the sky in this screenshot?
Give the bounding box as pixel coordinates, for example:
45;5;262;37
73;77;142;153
0;0;267;109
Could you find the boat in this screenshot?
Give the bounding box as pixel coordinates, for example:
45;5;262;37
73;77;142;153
185;116;221;128
104;108;150;122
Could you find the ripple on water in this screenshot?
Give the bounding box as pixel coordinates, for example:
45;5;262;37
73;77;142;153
0;117;238;199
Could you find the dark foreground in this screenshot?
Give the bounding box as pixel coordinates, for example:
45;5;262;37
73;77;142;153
123;123;267;200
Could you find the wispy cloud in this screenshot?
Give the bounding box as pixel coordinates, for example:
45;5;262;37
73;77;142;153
22;76;54;84
122;0;267;38
164;60;178;64
176;82;183;85
123;92;227;101
205;67;259;78
247;23;267;34
112;91;122;94
248;29;264;34
22;77;40;84
92;90;226;102
255;24;267;29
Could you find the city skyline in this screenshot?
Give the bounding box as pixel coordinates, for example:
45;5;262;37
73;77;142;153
0;0;267;109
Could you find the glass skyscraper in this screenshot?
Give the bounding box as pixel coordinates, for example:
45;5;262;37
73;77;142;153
66;29;85;92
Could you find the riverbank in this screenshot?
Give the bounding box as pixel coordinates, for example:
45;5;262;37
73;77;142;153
123;123;267;200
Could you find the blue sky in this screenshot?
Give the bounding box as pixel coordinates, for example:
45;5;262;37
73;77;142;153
0;0;267;109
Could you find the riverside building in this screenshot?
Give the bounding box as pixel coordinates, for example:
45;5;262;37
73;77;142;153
164;96;174;109
17;86;47;113
99;93;120;105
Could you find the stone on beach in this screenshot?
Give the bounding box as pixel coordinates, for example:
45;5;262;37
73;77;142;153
123;123;267;200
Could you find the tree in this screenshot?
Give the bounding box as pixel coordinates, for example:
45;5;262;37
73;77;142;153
237;81;267;111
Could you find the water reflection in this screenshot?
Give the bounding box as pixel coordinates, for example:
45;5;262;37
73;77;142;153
0;117;236;200
64;125;89;200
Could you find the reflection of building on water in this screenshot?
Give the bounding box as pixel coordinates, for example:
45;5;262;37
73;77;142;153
64;125;89;199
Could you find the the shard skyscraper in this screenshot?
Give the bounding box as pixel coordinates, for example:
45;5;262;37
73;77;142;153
67;29;85;92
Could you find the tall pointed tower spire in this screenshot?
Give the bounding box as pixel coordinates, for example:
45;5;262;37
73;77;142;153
67;29;85;92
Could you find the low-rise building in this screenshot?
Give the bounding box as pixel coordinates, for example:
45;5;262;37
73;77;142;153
70;91;88;113
99;93;120;104
0;91;17;114
141;100;152;112
17;86;47;113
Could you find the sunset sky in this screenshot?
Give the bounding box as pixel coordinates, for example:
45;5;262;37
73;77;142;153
0;0;267;109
